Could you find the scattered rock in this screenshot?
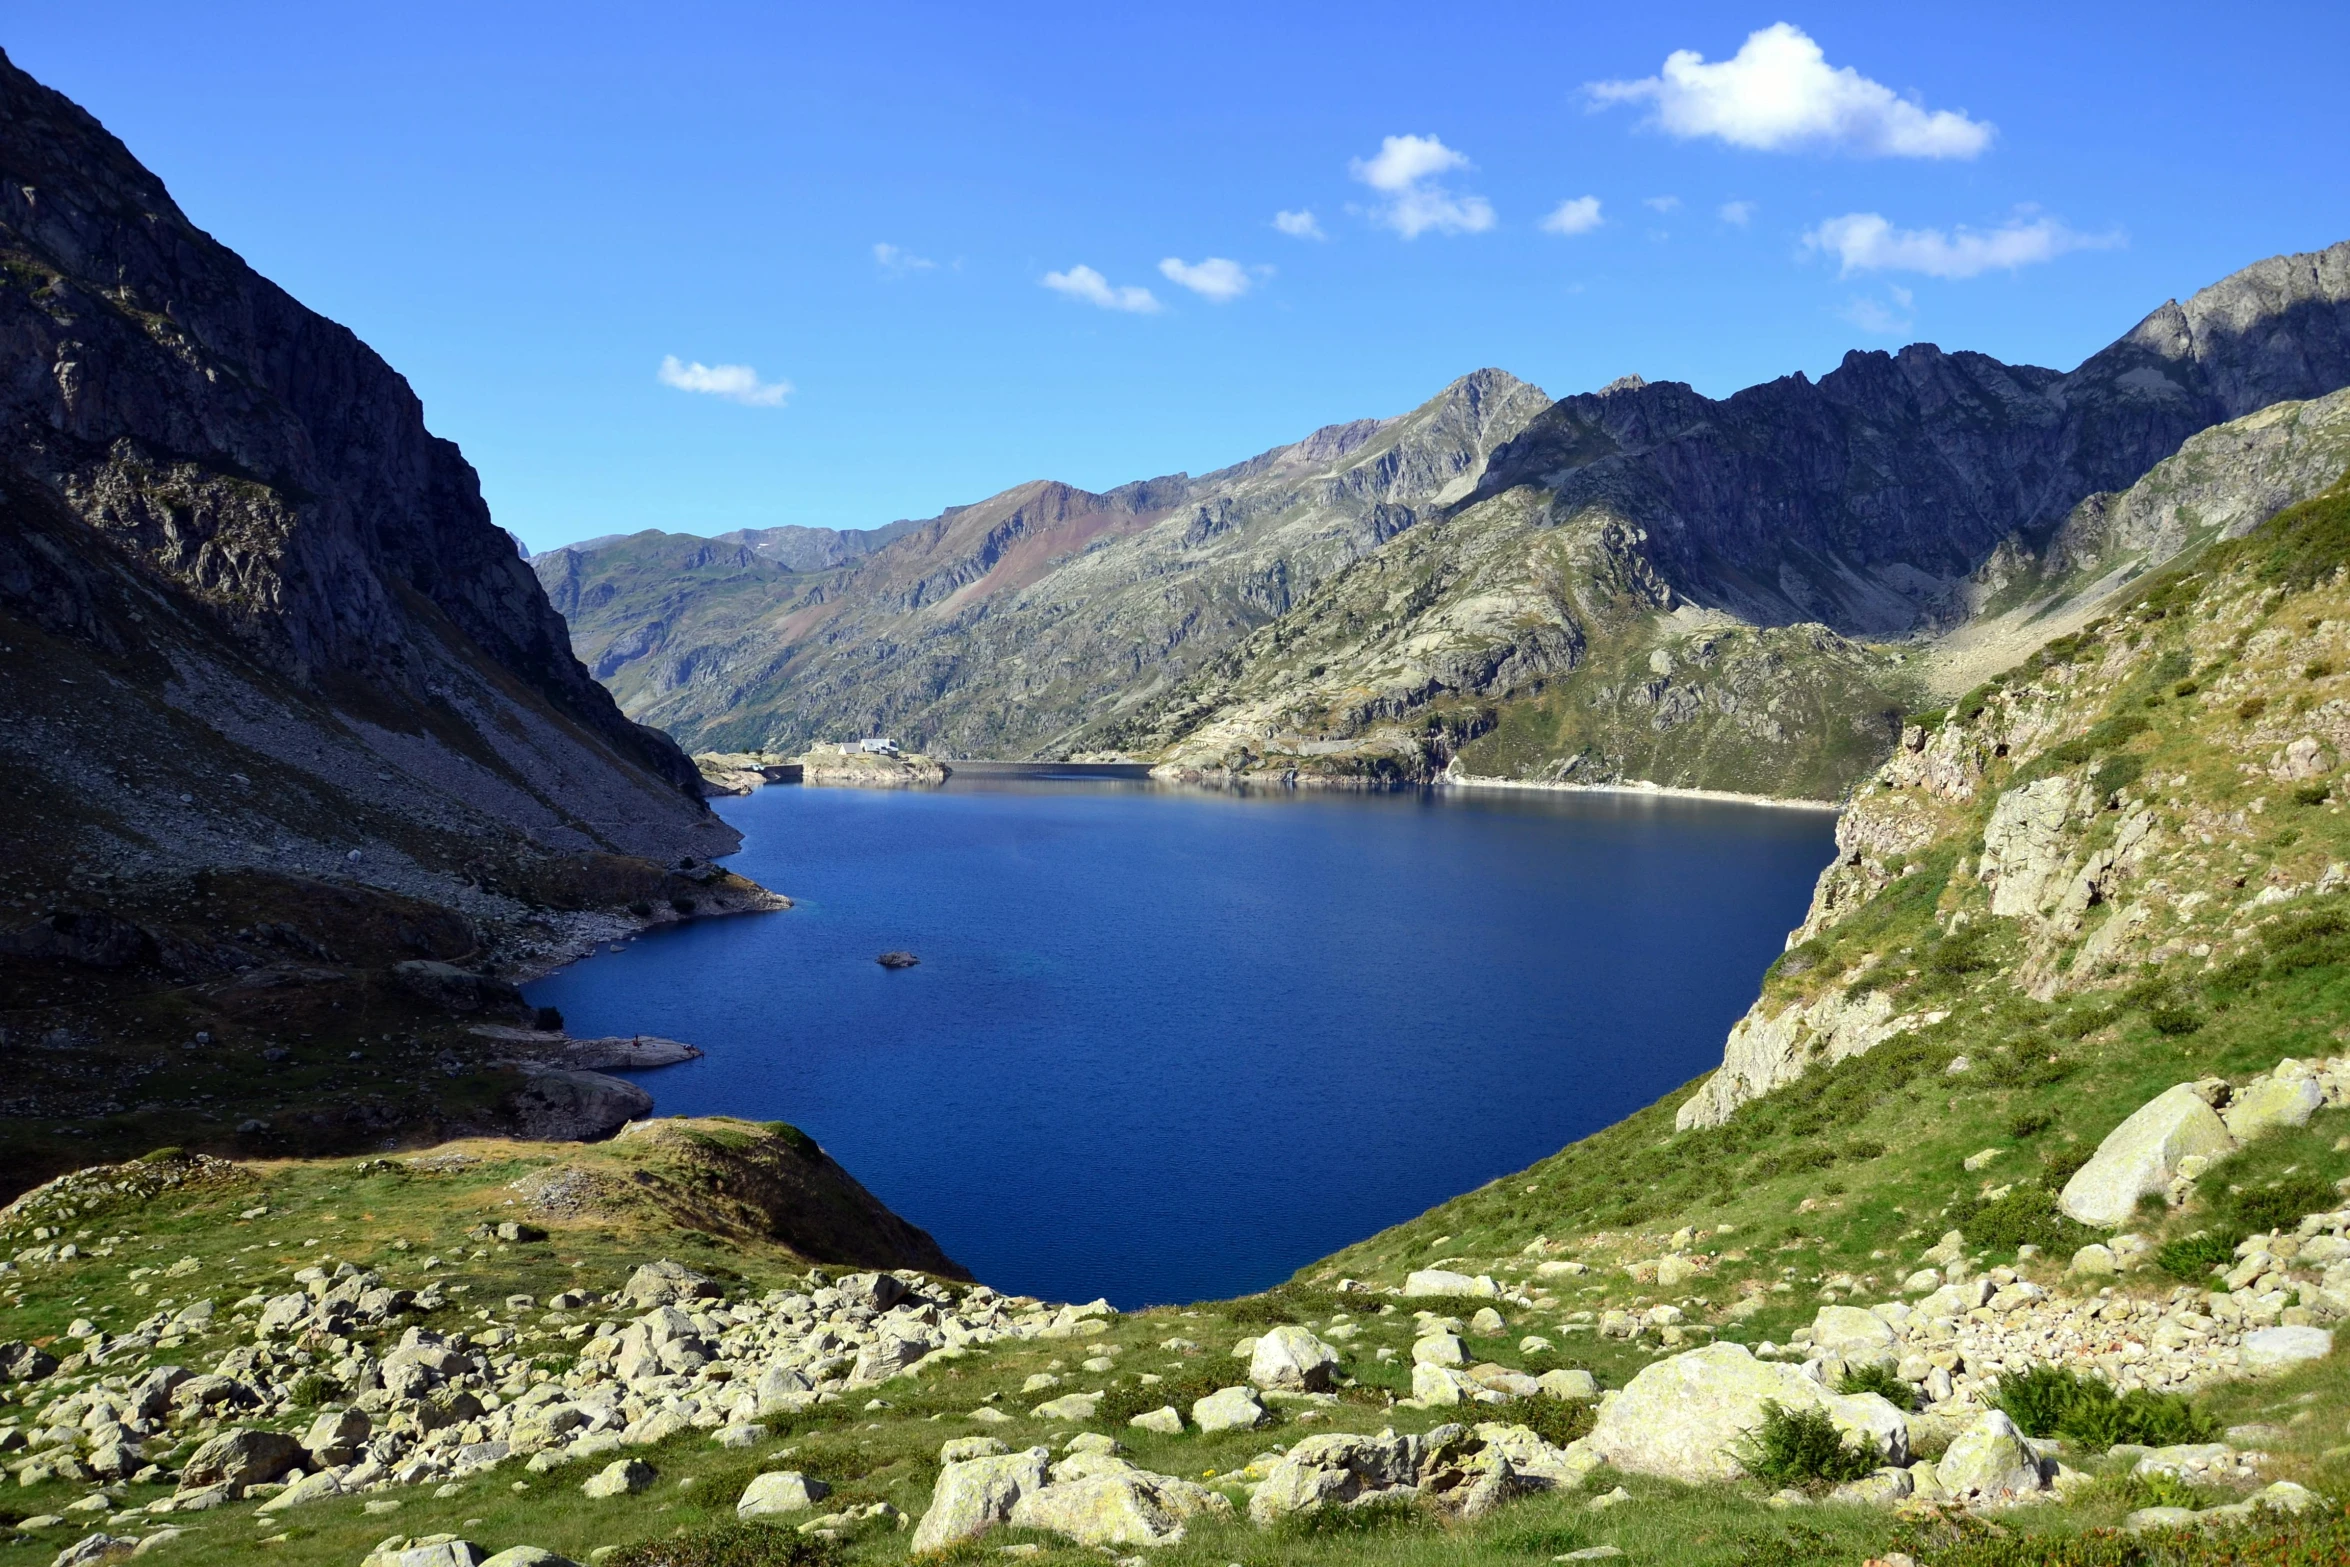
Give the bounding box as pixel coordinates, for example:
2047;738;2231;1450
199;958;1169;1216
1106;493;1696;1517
2059;1084;2236;1228
1248;1430;1420;1523
1249;1325;1342;1391
911;1447;1051;1553
1127;1407;1183;1435
1191;1386;1270;1433
1935;1410;2047;1503
581;1459;655;1497
737;1470;831;1517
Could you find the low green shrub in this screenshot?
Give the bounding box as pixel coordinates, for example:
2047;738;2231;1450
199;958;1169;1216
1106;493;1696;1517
1514;1393;1598;1448
2220;1173;2339;1235
1731;1401;1884;1489
2153;1229;2241;1282
2007;1110;2054;1139
1834;1361;1915;1410
1950;1184;2099;1255
1991;1364;2218;1451
1992;1363;2089;1438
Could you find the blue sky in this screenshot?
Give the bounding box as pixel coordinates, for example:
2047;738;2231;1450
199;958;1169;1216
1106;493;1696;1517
13;3;2350;552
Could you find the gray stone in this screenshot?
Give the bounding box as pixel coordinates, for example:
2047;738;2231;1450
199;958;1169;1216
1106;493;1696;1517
2069;1244;2117;1277
618;1260;719;1307
1584;1342;1907;1483
301;1406;371;1466
1828;1467;1915;1506
2241;1325;2333;1371
478;1552;580;1567
1471;1424;1604;1490
1191;1385;1270;1433
1809;1306;1897;1367
1537;1369;1599;1400
939;1437;1008;1463
1935;1410;2046;1502
1249;1325;1341;1391
1009;1467;1230;1547
911;1447;1051;1553
737;1470;830;1517
1411;1333;1468;1367
1127;1406;1183;1435
1029;1392;1101;1422
363;1541;487;1567
2124;1506;2199;1532
1403;1270;1498;1298
712;1423;766;1450
2224;1076;2325;1140
2060;1084;2236;1228
175;1428;303;1494
255;1469;344;1512
1247;1430;1420;1523
48;1536;136;1567
580;1458;655;1497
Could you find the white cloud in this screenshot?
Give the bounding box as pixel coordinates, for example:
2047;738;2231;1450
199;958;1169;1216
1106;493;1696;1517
1643;195;1682;213
1158;257;1265;302
1719;199;1757;226
1588;23;1993;159
1348;134;1495;238
656;355;791;408
1540;196;1604;236
1804;212;2121;279
873;242;937;276
1041;264;1163;313
1839;285;1916;335
1273;209;1327;240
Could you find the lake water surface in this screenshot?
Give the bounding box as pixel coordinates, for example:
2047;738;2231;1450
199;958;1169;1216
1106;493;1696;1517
525;780;1835;1308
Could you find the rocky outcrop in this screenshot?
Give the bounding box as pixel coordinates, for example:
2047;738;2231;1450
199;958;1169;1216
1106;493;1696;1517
0;50;751;1023
502;1065;653;1143
1676;988;1928;1131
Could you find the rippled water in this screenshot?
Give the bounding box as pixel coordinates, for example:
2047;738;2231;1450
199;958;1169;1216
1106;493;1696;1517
525;780;1834;1307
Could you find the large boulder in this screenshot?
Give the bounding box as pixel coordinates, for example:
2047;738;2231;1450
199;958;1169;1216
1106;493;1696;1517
1008;1464;1230;1547
2060;1084;2236;1228
1810;1306;1898;1367
2225;1075;2325;1140
176;1428;304;1494
911;1447;1051;1553
506;1064;651;1141
1191;1385;1269;1433
1934;1409;2047;1502
1250;1325;1341;1391
1248;1430;1420;1524
1470;1423;1604;1490
2241;1325;2334;1372
620;1259;720;1307
1404;1270;1498;1298
737;1470;830;1516
1583;1342;1908;1483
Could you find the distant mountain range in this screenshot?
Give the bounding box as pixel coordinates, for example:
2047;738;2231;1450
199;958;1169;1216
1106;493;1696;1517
541;241;2350;799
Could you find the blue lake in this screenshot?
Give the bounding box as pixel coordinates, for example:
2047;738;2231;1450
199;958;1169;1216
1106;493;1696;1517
525;780;1835;1309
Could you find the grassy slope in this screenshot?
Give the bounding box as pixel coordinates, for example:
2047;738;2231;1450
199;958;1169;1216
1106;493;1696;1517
24;501;2350;1566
